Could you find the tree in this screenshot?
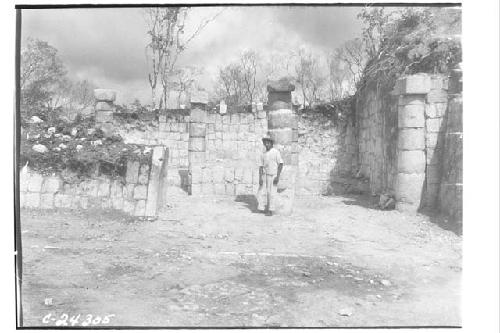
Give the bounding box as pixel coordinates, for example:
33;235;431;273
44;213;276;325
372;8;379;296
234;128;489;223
144;7;221;109
21;37;66;116
240;50;259;105
294;49;326;109
337;38;367;87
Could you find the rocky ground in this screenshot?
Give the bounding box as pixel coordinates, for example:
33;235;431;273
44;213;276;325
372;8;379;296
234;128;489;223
20;193;461;327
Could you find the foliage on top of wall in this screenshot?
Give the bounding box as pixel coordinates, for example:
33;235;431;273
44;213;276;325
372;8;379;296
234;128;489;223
357;7;461;93
20;115;152;178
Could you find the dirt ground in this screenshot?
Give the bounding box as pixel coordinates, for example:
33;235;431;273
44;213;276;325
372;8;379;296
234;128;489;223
20;193;462;327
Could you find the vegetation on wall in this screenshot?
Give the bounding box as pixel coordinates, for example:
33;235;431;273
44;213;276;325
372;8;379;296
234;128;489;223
20;115;152;179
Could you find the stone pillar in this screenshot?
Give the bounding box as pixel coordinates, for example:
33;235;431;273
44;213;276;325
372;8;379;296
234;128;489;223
188;90;208;195
94;89;116;123
145;146;168;217
266;79;298;215
394;74;429;213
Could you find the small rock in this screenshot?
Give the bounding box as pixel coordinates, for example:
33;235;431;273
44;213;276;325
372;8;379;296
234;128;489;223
44;298;53;306
59;143;67;149
71;128;78;136
62;135;72;141
380;279;392;286
47;127;56;134
54;133;62;138
30;116;43;123
92;140;103;146
32;144;48;153
76;145;83;151
87;128;96;135
338;307;353;316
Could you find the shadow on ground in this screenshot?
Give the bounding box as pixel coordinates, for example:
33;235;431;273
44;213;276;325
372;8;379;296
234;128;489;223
235;194;260;213
340;194;380;210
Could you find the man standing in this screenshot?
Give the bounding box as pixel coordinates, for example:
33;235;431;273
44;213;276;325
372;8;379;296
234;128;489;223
258;133;284;216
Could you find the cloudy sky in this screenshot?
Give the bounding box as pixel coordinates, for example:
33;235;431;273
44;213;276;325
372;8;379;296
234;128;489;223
22;6;367;104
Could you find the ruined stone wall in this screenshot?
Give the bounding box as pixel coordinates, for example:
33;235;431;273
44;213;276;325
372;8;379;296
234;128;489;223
20;146;167;217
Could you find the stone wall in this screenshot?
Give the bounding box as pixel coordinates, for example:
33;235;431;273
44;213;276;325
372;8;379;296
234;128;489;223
438;74;462;224
354;73;462;223
189;106;268;196
20;146;167;217
355;82;399;196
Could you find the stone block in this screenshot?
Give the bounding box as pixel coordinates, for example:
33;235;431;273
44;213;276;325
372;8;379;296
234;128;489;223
425;103;447;118
396;74;431;95
190;166;202;184
28;173;44;192
234;167;244;182
54;194;72;208
98;180;110;197
202;167;212;183
426;132;441;148
397;150;426;174
225;183;235;195
133;185;148;200
243;168;253;184
214;183;225;195
190;184;202;196
95;111;114;123
110;180;123;198
24;192;40;208
40;193;54;209
224;167;235;182
213;166;225;183
126;161;140;183
426;118;444;133
145;146;166;217
398;104;425;128
80;196;89;209
190;123;206;137
268;111;297;129
189;151;206;165
269;128;294;145
80;180;99;197
112;196;124;210
41;176;62;193
398;128;425;150
230;114;240;124
395;172;425;204
20;173;29;192
398;95;426;106
201;182;213;195
189;138;206;152
138;164;150;185
123;200;135;214
134;200;146;216
95;101;115;111
190;108;207;123
235;183;246;195
427;89;448;103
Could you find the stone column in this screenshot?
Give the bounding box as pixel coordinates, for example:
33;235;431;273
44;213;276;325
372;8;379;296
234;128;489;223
94;89;116;123
266;79;298;215
394;74;429;213
188;90;208;195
